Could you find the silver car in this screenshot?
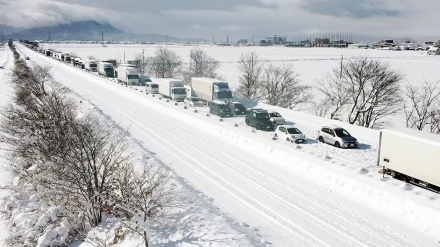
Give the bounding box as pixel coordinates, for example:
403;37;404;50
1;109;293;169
318;125;358;148
268;111;285;125
184;97;204;107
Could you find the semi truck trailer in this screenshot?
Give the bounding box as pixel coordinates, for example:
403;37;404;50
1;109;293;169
84;60;98;72
98;62;115;78
158;78;186;101
191;77;233;104
378;128;440;191
117;66;139;85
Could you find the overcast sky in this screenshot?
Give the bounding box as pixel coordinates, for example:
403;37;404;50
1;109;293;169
0;0;438;42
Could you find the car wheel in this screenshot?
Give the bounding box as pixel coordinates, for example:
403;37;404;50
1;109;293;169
335;142;341;148
273;133;278;139
245;119;249;125
286;138;291;142
318;136;324;143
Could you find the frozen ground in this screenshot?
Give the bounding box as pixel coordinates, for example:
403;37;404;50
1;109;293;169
1;43;440;246
40;43;440;90
0;43;15;246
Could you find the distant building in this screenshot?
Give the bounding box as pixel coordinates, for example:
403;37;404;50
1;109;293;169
348;43;369;49
427;46;439;55
236;39;248;45
260;35;287;45
378;39;394;48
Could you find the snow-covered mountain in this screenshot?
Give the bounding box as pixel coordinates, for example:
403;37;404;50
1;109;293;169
0;20;186;42
1;20;122;41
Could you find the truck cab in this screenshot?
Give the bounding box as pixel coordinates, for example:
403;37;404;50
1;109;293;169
146;82;159;94
213;82;233;103
170;87;186;101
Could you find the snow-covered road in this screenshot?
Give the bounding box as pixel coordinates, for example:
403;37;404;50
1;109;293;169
16;43;440;246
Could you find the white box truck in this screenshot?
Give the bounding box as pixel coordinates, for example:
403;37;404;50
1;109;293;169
84;60;98;72
98;62;115;78
158;78;186;101
378;128;440;191
117;66;139;85
191;77;233;104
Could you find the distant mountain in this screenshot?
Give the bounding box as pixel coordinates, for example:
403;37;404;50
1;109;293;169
0;24;21;35
1;20;123;41
0;20;195;43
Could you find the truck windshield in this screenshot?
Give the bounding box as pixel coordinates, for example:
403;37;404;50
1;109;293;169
105;68;114;76
218;91;232;99
90;64;97;67
174;88;186;94
128;75;139;79
216;83;229;90
151;84;158;88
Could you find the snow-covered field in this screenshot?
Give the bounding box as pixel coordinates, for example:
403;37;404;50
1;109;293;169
1;43;440;246
40;43;440;89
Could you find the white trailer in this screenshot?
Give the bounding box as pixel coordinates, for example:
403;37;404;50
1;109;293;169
184;84;197;97
84;60;98;72
378;128;440;190
98;62;115;78
157;78;186;101
191;77;233;104
117;66;139;85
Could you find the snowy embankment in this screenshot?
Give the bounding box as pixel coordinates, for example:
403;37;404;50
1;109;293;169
0;44;15;245
11;43;440;246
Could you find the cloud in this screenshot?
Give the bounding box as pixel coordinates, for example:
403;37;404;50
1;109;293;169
0;0;112;28
0;0;439;41
300;0;402;18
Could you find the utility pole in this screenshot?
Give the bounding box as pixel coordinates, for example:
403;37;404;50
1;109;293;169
142;49;145;75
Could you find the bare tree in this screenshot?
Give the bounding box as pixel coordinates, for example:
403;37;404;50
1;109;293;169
325;57;403;128
316;59;352;119
135;50;148;76
2;44;171;247
182;48;220;84
237;52;264;100
114;165;169;247
403;80;440;133
260;63;312;109
147;47;182;78
54;114;137;226
430;109;440;134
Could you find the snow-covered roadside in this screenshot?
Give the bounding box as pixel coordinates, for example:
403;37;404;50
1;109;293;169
18;43;440;246
68;98;266;247
0;44;15;246
4;44;265;246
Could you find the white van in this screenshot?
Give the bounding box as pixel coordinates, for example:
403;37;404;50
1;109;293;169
146;82;159;94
